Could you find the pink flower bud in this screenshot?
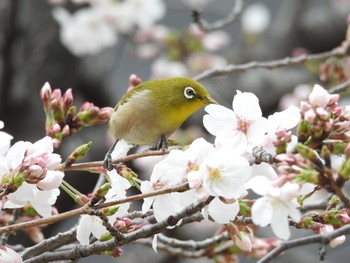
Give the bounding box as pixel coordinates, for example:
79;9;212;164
328;94;340;106
123;217;132;227
111;247;123;257
79;102;94;112
324;121;333;132
63;88;73;111
129;74;142;87
98;107;113;122
275;127;287;138
304;109;316;123
28;165;44;177
300;101;311;114
315;107;329;120
308;84;332;108
61;124;70;137
113;220;127;231
51;89;62;101
41;82;52;110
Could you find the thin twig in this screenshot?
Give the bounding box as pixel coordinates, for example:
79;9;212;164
257;224;350;263
192;0;243;31
0;183;189;234
194;46;350;81
328;79;350;94
157;232;228;250
60;147;178;173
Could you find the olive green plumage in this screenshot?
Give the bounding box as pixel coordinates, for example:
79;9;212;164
108;77;217;146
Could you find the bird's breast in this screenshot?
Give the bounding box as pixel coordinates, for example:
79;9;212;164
109;91;180;145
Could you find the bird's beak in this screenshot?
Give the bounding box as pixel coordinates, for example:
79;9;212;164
203;96;218;105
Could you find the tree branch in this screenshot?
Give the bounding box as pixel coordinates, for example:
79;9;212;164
194;47;350;81
328;79;350;94
23;197;213;263
61;147;178;173
0;183;190;234
21;227;77;260
192;0;243;32
257;224;350;263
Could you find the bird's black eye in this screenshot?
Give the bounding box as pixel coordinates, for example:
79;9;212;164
184;87;196;99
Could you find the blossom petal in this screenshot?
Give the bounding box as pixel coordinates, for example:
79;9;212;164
267;105;300;130
252;197;272;227
207;197;239;224
270;207;290;240
233;91;262;120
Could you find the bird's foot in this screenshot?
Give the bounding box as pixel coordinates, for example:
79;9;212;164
103;152;114;171
150;135;168;151
103;140;119;171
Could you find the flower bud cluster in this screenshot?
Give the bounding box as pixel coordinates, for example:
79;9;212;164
41;82;112;147
299;84;341;145
0;137;64;192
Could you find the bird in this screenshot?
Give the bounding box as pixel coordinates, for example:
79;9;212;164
103;77;217;170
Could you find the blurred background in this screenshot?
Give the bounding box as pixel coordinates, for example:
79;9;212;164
1;0;350;262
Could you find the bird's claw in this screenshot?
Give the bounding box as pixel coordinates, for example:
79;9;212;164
103;153;114;171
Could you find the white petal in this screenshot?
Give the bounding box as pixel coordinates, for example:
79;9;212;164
207;197;239;224
6;141;28;170
37;171;64;191
203;114;235;137
246;176;272;195
111;139;133;160
185;138;215;164
246;117;269;145
204;104;235;118
270;207;290;240
30;137;53;155
77;215;93;245
233;91;262;120
150;150;188;186
267;105;300;130
251;163;277;179
252;197;272;227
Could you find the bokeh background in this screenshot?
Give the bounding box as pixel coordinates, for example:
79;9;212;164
1;0;350;262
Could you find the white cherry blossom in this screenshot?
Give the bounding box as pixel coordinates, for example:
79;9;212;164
248;176;301;240
204;90;269;152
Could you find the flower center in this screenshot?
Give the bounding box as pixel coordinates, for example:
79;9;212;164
209;167;221;180
237;118;249;134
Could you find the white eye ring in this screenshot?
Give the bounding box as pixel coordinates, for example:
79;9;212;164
184;87;196;99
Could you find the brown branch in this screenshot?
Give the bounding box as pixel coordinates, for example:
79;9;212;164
328;79;350;94
192;0;243;32
257;224;350;263
60;147;177;173
23;197;213;263
157;232;228;250
0;183;189;234
21;227;77;260
194;46;350;81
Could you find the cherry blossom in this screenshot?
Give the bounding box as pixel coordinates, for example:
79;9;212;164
53;7;117;56
203;90;269;152
0;137;64;217
241;3;271;34
248;176;301;240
